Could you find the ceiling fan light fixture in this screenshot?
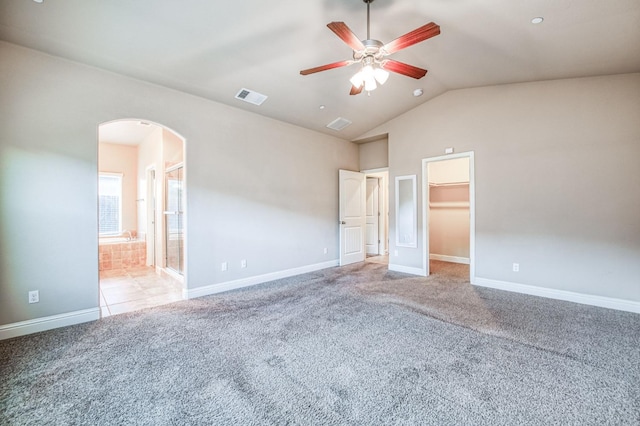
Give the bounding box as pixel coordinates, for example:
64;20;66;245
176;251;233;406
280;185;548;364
299;0;440;96
374;68;389;85
350;72;364;89
363;74;377;91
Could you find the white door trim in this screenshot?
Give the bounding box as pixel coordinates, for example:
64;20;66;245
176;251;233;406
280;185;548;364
145;165;156;267
421;152;475;279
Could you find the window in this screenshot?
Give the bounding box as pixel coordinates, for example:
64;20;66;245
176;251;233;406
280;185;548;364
99;173;122;235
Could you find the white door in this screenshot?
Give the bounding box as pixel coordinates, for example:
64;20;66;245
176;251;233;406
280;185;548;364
339;170;366;266
365;177;379;255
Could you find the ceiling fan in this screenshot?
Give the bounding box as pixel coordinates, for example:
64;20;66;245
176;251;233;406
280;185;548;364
300;0;440;95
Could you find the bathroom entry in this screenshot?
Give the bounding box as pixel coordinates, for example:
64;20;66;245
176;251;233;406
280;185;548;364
98;119;186;317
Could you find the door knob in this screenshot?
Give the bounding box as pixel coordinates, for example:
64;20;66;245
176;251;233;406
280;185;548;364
340;221;346;225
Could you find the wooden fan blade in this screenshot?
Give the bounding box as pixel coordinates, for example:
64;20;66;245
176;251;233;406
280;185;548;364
350;84;363;96
381;59;428;79
300;60;353;75
382;22;440;55
327;22;365;51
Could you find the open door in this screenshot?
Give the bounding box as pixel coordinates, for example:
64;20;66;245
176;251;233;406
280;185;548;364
339;169;366;266
365;177;380;255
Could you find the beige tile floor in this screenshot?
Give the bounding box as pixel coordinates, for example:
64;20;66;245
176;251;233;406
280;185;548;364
366;254;389;265
99;266;183;317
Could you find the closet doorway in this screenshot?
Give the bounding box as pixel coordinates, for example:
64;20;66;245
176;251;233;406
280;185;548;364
422;152;475;279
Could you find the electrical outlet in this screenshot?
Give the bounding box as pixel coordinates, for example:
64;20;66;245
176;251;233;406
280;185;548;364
241;259;247;268
323;247;328;254
394;250;399;257
513;263;520;272
28;290;39;304
221;262;228;272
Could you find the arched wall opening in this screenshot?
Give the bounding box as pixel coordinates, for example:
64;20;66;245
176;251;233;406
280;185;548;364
97;119;186;317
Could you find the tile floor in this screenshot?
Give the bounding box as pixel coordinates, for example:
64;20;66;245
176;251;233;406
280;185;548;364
99;266;183;317
366;254;389;265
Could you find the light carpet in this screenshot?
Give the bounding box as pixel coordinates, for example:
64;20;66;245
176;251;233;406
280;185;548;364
1;261;639;425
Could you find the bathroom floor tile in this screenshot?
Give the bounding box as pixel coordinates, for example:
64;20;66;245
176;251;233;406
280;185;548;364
99;267;183;317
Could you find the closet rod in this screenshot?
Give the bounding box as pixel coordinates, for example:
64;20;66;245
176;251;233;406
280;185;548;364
428;181;469;187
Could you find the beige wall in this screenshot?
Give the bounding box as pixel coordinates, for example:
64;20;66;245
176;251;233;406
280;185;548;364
136;126;163;268
428;157;469;184
163;128;183;168
359;73;640;304
98;142;138;234
136;126;163;241
0;41;358;328
359;138;388;171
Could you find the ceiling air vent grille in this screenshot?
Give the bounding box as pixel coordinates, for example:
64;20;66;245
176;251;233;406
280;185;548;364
235;88;268;106
326;117;352;131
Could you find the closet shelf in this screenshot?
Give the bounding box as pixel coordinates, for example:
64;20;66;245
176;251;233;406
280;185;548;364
428;181;469;187
429;201;470;209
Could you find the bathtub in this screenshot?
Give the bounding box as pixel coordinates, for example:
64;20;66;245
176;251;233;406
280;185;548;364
99;237;140;245
99;238;147;271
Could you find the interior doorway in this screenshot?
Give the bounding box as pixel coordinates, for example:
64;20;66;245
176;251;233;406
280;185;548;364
97;119;186;317
364;169;389;262
422;152;475;279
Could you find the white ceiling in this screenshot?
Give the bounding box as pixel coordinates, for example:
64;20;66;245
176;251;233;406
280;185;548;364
2;0;639;141
99;120;161;146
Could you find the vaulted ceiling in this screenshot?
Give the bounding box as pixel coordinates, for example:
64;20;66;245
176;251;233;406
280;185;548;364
1;0;639;141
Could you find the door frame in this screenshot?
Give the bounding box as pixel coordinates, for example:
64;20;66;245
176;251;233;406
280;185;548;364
164;162;185;276
145;165;156;267
421;152;475;279
362;168;389;255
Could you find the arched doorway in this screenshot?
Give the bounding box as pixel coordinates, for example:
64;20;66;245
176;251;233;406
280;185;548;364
97;119;186;317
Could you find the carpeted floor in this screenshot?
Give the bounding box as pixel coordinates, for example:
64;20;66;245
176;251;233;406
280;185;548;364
1;261;639;425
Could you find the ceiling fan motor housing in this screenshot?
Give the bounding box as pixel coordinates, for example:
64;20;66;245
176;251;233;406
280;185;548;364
353;39;384;62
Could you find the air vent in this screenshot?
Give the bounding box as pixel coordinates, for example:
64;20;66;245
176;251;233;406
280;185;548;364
326;117;352;131
235;88;268;106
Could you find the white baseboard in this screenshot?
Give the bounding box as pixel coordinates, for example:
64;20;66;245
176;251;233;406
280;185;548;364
388;263;426;276
429;254;470;264
185;260;339;299
473;277;640;314
0;308;100;341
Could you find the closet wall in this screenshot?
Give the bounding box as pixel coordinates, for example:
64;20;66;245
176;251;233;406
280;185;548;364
428;158;470;263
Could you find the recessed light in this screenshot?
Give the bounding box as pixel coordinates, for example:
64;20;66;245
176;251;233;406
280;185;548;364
531;17;544;24
413;88;424;97
33;0;44;3
319;105;326;110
